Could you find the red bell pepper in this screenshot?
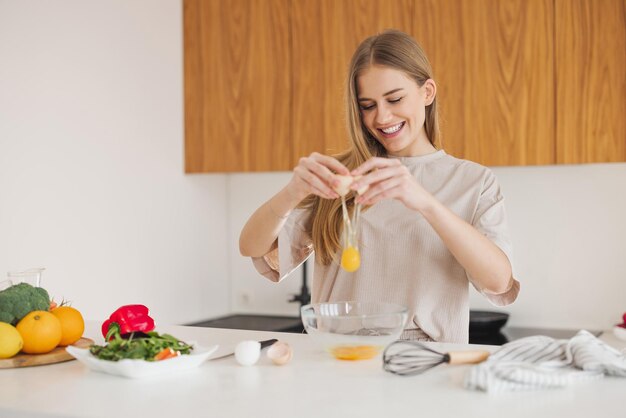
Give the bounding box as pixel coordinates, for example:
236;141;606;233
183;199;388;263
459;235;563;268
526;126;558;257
101;304;155;340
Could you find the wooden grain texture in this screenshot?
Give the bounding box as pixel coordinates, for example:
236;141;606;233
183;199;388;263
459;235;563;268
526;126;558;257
555;0;626;163
0;338;93;369
291;0;414;161
412;0;556;166
184;0;291;172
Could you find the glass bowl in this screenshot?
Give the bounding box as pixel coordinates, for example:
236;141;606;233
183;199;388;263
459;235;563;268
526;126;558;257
300;301;408;360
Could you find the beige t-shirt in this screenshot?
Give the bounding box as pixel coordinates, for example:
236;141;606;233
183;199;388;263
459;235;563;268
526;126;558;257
252;150;520;343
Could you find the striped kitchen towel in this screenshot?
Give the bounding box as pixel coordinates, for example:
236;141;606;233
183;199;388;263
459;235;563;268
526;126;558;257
464;330;626;393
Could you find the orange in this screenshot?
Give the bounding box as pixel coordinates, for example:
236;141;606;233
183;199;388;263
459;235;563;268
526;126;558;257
51;306;85;346
16;311;62;354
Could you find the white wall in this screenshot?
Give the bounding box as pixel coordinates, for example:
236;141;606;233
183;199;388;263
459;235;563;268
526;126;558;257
229;164;626;331
0;0;230;324
474;163;626;330
228;173;305;317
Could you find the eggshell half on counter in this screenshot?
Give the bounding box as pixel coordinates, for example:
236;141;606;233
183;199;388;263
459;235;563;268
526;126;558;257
267;341;292;365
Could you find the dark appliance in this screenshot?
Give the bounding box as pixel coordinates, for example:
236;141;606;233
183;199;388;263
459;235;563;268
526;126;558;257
188;260;310;333
468;310;603;345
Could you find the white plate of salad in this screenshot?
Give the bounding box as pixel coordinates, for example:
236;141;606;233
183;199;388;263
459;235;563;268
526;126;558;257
66;330;218;379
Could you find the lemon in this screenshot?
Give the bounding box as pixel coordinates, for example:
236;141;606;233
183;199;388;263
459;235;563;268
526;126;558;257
0;322;24;359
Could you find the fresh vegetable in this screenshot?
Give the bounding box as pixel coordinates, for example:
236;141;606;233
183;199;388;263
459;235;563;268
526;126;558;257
52;306;85;346
154;347;181;361
0;322;23;359
101;304;155;340
16;310;62;354
89;323;192;361
0;283;50;325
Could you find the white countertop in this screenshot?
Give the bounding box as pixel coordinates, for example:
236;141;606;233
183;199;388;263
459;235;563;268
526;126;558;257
1;321;624;418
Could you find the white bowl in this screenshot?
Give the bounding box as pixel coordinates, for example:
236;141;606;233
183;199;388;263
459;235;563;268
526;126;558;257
66;343;218;378
613;325;626;341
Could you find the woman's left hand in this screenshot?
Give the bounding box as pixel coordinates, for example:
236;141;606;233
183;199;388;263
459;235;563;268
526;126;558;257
350;157;431;212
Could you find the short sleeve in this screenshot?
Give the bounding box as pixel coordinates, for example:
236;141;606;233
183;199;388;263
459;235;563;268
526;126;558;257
468;170;520;306
251;208;314;283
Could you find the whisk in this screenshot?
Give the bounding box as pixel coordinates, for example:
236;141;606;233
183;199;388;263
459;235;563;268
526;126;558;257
382;340;490;376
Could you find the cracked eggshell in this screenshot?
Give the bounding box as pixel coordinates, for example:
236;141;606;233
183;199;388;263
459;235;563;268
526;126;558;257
334;174;369;197
352;175;369;195
333;175;353;197
235;340;261;366
266;341;293;365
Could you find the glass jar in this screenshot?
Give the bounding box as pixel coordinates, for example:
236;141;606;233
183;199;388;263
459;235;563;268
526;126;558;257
7;267;45;287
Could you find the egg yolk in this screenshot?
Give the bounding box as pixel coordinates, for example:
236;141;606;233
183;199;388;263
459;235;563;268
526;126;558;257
330;345;378;360
341;246;360;272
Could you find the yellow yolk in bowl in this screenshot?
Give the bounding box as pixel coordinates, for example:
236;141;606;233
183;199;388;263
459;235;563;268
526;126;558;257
341;246;360;272
330;345;378;360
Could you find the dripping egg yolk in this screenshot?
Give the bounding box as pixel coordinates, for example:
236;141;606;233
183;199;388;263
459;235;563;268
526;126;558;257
341;246;360;272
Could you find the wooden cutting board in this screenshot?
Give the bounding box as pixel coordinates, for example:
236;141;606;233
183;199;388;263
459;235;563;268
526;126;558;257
0;337;94;369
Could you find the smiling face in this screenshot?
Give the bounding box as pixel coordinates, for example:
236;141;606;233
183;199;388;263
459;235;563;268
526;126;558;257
357;65;436;157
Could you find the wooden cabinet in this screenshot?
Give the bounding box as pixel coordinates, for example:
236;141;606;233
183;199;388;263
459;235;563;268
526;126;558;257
555;0;626;163
291;0;413;161
184;0;626;172
412;0;555;166
184;0;291;172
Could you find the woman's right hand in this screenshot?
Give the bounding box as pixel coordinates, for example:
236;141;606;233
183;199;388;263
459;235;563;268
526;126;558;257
286;152;350;202
240;152;349;257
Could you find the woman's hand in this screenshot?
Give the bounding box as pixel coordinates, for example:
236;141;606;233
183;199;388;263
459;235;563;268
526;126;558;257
240;153;348;258
350;157;514;295
286;152;350;202
350;157;431;211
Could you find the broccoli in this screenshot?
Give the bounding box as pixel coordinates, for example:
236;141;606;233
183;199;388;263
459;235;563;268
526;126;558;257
0;283;50;325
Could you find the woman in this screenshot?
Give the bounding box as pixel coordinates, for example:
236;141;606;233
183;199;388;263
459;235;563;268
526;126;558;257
239;29;519;343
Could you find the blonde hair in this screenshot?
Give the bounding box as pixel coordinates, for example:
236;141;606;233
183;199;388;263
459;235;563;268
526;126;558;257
301;29;440;265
